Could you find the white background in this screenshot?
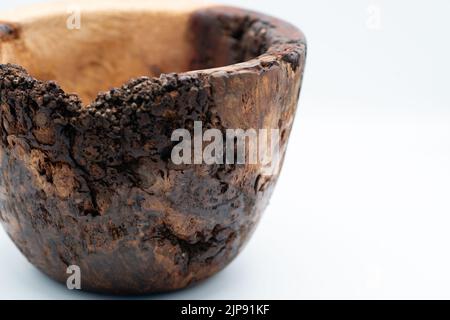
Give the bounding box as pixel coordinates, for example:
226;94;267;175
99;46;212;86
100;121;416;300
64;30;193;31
0;0;449;299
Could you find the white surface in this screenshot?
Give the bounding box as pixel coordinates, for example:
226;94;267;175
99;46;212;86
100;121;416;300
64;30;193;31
1;0;450;299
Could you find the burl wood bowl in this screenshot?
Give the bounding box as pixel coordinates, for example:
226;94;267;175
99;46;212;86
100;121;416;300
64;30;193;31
0;0;306;294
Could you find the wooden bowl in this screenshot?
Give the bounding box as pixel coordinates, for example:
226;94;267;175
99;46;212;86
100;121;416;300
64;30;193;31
0;0;306;294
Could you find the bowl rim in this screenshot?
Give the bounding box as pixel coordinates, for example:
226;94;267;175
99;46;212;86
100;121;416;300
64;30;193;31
0;0;307;108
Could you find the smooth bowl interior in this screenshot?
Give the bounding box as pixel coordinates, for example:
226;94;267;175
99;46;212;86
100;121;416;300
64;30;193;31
0;4;268;104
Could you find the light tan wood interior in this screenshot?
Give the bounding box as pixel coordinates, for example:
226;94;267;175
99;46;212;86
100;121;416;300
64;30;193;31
0;1;211;104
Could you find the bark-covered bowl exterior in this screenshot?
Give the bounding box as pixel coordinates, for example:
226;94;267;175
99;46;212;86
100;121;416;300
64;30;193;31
0;3;306;294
